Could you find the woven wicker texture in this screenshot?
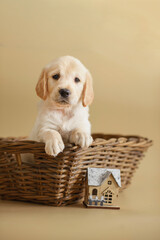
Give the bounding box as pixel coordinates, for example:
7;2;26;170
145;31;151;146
0;134;152;206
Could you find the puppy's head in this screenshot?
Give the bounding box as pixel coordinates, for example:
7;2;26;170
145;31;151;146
36;56;94;108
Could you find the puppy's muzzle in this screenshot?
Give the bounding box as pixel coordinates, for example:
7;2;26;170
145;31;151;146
59;88;70;98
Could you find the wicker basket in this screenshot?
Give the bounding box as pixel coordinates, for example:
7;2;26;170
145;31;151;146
0;134;152;206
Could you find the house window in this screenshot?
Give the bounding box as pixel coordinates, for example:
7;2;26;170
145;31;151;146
92;189;97;195
108;180;112;185
104;190;112;204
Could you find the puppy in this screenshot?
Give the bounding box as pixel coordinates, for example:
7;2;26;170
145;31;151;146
29;56;94;157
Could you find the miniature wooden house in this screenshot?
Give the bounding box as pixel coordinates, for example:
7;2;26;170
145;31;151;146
83;168;121;209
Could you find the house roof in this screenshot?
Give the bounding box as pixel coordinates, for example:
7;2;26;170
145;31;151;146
87;168;121;187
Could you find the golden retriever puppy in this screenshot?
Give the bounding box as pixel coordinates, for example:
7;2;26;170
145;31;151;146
29;56;94;157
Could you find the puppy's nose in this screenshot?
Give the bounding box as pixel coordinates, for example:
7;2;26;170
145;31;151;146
59;88;70;98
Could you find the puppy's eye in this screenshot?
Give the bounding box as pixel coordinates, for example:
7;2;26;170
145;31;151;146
75;77;80;83
52;74;60;80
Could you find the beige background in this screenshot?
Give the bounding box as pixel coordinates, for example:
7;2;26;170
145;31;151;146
0;0;160;239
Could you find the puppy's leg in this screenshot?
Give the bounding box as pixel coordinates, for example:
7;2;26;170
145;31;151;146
21;153;34;163
69;129;93;148
42;130;65;157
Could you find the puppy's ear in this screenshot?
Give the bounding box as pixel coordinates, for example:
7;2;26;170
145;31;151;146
82;70;94;107
35;68;48;100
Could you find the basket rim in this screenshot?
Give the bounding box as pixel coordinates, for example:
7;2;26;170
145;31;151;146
0;133;153;151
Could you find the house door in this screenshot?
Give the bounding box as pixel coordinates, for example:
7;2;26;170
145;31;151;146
104;190;113;205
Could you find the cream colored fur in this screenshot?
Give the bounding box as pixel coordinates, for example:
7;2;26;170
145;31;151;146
29;56;94;157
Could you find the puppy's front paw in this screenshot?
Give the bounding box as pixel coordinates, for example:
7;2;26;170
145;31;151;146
69;129;93;148
45;134;65;157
